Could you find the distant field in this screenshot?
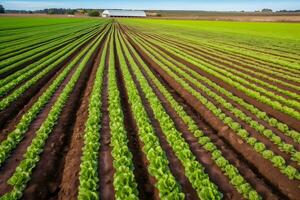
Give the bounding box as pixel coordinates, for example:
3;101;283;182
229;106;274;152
121;18;300;40
0;16;300;200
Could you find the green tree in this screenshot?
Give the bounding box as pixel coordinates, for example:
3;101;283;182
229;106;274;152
0;5;5;13
88;10;99;17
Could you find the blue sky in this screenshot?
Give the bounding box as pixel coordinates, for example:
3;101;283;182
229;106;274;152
1;0;300;11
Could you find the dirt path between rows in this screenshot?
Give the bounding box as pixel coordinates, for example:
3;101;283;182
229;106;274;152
57;31;108;200
116;39;156;199
124;31;300;199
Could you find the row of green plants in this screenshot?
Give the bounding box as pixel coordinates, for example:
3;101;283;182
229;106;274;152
173;33;300;71
195;38;300;79
149;33;300;94
207;40;300;70
0;26;106;200
222;41;300;62
0;25;104;96
0;24;102;74
117;31;222;199
155;31;300;76
78;31;110;199
0;19;94;45
0;27;108;168
135;34;300;165
0;22;101;57
141;33;300;120
1;31;79;69
120;31;262;200
141;34;300;113
130;34;300;181
107;30;139;199
113;29;185;199
146;33;300;145
0;25;110;111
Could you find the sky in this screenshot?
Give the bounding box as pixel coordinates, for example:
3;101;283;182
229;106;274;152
1;0;300;11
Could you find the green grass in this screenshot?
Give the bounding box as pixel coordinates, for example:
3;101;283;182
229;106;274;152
119;18;300;41
0;16;102;30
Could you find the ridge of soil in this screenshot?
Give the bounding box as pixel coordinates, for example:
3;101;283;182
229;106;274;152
124;32;300;200
132;33;300;132
115;37;156;200
0;27;103;133
0;44;82;196
98;38;115;200
123;29;281;200
123;38;199;200
57;31;108;200
147;33;300;87
21;33;100;199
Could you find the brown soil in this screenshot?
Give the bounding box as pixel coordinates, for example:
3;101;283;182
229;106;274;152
134;34;300;132
123;41;199;200
135;47;283;200
125;32;300;199
121;28;283;199
139;38;300;168
133;54;244;200
137;32;300;100
21;32;101;200
0;45;81;196
57;32;108;200
146;30;300;77
0;27;102;134
98;40;115;200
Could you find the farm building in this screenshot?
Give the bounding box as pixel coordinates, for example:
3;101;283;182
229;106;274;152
102;10;146;18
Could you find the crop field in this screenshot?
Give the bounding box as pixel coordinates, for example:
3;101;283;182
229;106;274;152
0;16;300;200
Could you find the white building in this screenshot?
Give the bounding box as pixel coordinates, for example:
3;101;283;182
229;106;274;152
102;10;146;18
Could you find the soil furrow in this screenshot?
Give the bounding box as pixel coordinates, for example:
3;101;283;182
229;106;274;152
20;31;102;200
120;28;282;200
124;32;300;200
98;39;115;200
0;46;82;196
129;33;300;132
0;28;102;133
144;32;300;90
57;32;108;200
122;39;199;200
115;38;156;200
135;32;300;108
